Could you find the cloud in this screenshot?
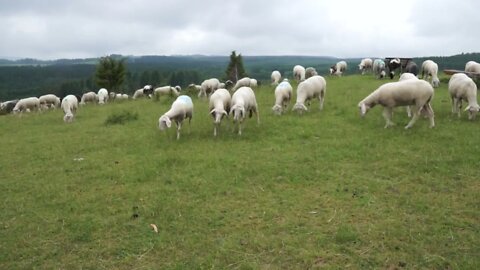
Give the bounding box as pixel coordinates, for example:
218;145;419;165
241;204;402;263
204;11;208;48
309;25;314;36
0;0;478;59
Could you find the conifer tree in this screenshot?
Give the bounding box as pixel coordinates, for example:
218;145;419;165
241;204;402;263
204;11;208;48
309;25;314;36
225;51;247;82
95;56;126;91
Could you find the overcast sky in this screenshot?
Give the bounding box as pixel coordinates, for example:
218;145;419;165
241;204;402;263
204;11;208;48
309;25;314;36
1;0;478;60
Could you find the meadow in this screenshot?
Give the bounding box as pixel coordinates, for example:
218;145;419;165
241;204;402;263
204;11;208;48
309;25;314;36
0;74;478;269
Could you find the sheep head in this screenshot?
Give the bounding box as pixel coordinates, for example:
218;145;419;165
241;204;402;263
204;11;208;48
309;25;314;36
63;113;74;123
210;109;227;124
465;104;480;120
358;102;370;117
432;77;440;88
272;104;283;115
158;115;171;131
292;103;308;114
230;105;245;122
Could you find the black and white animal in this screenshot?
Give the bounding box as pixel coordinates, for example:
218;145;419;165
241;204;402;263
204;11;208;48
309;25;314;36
387;58;402;79
0;99;19;114
373;59;386;79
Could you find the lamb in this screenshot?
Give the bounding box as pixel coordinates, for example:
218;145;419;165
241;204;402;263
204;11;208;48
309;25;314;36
154;86;180;100
404;61;418;76
272;79;293;115
208;88;232;136
358;58;373;75
199;78;221;98
232;77;257;92
305;67;318;79
358;79;435;129
465;61;480;74
271;70;281;85
420;60;440;88
230;86;259;135
12;97;40;114
387;58;402;79
448;73;480;120
97;88;109;104
188;83;202;93
61;95;78;123
292;75;327;114
80;91;98;105
373;59;386;79
39;94;61;110
158;95;193;140
293;65;306;81
330;61;347;76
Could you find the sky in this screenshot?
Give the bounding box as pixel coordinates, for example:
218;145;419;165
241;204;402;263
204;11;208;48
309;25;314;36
0;0;479;60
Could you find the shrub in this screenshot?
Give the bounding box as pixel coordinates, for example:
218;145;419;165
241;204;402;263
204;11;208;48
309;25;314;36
104;110;138;125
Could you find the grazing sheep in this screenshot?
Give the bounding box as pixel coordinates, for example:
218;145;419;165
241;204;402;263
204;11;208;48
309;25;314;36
465;61;480;74
209;88;232;136
115;93;129;101
199;78;221;98
230;86;259;135
80;91;98;105
404;61;418;76
188;83;202;92
292;75;327;114
224;80;234;90
373;59;386;79
232;77;257;92
358;58;373;75
143;85;154;97
39;94;61;110
448;73;480;120
12;97;40;114
293;65;306;82
272;79;293;115
330;61;347;76
305;67;318;79
271;70;281;85
398;73;419;117
97;88;109;104
387;58;402;79
154;86;180;100
61;95;78;123
0;99;18;114
358;79;435;129
420;60;440;88
158;95;193;140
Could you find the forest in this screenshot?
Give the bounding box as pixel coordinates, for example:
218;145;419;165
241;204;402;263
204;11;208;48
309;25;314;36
0;52;478;100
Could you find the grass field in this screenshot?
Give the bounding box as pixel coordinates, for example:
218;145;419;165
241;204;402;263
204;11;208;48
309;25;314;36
0;74;478;269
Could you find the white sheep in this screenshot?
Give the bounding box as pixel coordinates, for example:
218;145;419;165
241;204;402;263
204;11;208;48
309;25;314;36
39;94;61;110
420;60;440;88
80;91;98;105
232;77;257;92
154;86;180;100
398;73;420;117
158;95;193;140
292;75;327;114
448;73;480;120
61;95;78;123
208;88;232;137
115;93;129;101
373;59;386;79
330;61;347;76
293;65;306;81
305;67;318;79
272;79;293;115
188;83;202;93
97;88;109;104
230;86;259;135
465;61;480;74
12;97;40;114
199;78;221;98
271;70;281;85
358;79;435;129
358;58;373;75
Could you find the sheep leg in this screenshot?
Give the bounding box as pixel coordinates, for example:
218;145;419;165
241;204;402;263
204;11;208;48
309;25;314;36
319;91;325;110
405;106;421;129
451;97;457;114
176;121;182;140
456;99;462;118
424;103;435;128
255;108;260;125
238;121;242;136
382;108;395;128
406;106;412;118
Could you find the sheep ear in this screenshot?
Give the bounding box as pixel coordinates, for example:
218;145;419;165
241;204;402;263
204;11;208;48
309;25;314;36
465;105;471;112
302;104;308;111
165;118;172;128
222;110;228;116
209;109;216;116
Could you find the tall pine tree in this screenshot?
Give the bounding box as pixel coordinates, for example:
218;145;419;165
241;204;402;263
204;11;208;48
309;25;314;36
95;56;126;91
225;51;247;83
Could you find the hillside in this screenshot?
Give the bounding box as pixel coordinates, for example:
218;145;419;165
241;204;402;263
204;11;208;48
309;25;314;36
0;75;478;269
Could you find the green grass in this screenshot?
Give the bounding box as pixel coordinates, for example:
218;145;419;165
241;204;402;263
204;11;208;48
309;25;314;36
0;75;478;269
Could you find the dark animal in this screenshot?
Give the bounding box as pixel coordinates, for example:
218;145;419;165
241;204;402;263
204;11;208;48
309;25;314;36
387;58;402;79
404;61;418;76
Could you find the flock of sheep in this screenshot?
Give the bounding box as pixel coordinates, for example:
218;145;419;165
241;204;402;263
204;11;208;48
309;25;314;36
1;59;479;138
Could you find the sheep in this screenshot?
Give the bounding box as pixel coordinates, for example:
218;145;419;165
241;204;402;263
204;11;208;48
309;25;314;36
420;60;440;88
272;79;293;115
271;70;281;85
292;75;326;114
404;61;418;76
232;77;257;92
387;58;402;79
208;88;232;136
373;59;386;79
230;86;259;135
250;78;258;89
97;88;109;104
305;67;318;79
224;80;234;90
358;79;435;129
115;93;129;101
448;73;480;120
358;58;373;75
330;61;347;76
39;94;61;110
293;65;306;81
154;86;180;100
199;78;221;98
61;95;78;123
12;97;40;114
0;99;19;115
398;73;419;117
465;61;480;74
158;95;193;140
80;91;98;105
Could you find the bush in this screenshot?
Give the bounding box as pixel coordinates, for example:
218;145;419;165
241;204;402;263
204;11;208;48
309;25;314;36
104;110;138;125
